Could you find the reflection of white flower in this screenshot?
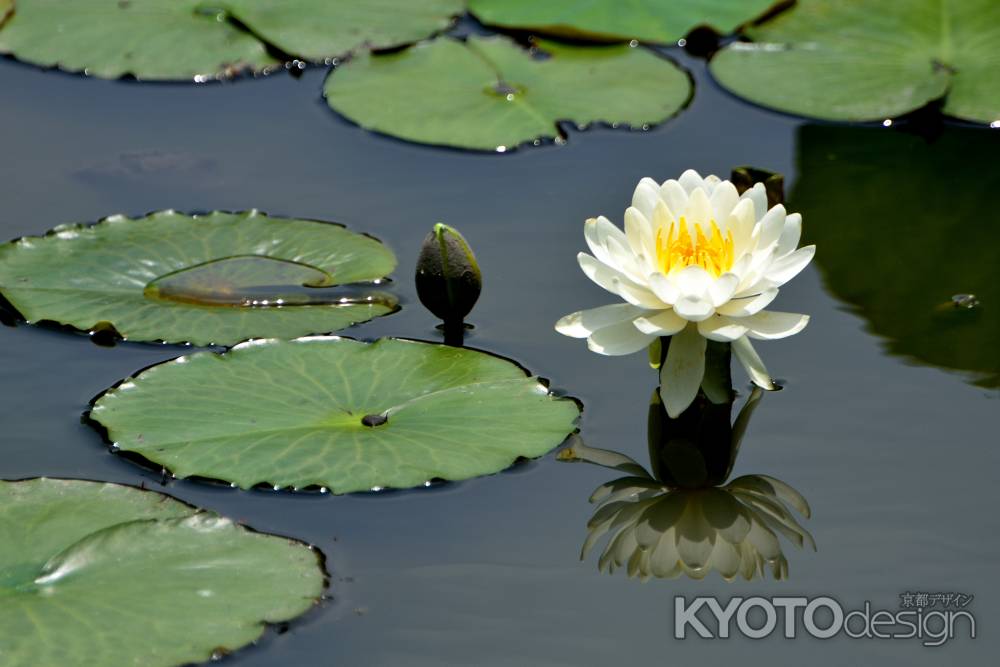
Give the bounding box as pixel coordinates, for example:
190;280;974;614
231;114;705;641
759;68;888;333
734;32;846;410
556;170;814;416
583;475;814;582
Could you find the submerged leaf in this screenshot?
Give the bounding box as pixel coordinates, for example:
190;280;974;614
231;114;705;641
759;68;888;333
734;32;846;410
0;478;325;667
793;125;1000;387
0;210;398;346
89;337;581;492
710;0;1000;123
324;35;691;151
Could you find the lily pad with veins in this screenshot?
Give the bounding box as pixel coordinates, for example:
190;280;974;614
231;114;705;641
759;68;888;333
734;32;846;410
0;0;462;80
88;337;582;493
468;0;784;44
0;478;325;667
323;35;691;151
0;210;398;346
710;0;1000;123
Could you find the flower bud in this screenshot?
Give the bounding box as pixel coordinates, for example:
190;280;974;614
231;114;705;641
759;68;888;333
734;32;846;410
415;223;482;324
731;165;784;207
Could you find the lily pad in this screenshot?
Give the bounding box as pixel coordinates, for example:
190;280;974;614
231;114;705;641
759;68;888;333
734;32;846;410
323;35;691;151
468;0;782;44
0;0;278;80
89;337;581;492
793;124;1000;387
0;210;398;346
0;478;325;667
710;0;1000;123
0;0;462;80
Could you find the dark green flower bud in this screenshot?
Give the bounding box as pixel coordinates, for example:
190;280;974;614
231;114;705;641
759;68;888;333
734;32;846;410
415;223;482;325
731;166;784;207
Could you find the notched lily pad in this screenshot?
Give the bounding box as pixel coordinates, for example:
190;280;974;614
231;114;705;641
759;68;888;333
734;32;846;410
0;210;398;346
88;337;582;493
468;0;784;44
710;0;1000;123
0;478;325;667
323;35;692;151
0;0;462;80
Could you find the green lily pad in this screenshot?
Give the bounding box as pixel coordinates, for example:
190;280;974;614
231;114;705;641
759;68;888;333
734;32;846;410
793;124;1000;387
710;0;1000;123
0;0;462;80
0;478;325;667
89;337;581;492
0;0;278;80
220;0;463;63
468;0;782;44
323;35;691;151
0;210;398;346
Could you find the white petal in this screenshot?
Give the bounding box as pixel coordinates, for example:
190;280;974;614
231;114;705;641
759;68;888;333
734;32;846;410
588;320;657;356
775;213;802;257
684;187;712;226
755;204;786;250
648;272;679;305
743;311;810;340
763;245;815;287
555;303;646;338
624;207;655;267
710;181;740;224
634;309;687;335
660;323;707;418
727;199;757;253
716;289;779;317
672;265;713;296
697;316;749;342
739;182;768;220
678;169;705;194
659;180;688;219
605;233;647;284
731;336;774;390
708;273;739;307
632;178;661;220
651;198;676;238
584;216;626;267
578;252;661;308
673;295;714;322
702;174;721;195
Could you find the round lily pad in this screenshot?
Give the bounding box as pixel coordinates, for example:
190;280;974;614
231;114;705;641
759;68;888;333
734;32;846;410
710;0;1000;123
0;478;325;667
793;124;1000;387
468;0;782;44
89;337;582;493
0;210;398;346
0;0;278;80
0;0;462;80
323;35;691;151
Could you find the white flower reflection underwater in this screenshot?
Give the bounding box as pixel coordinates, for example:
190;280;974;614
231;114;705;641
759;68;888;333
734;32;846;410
555;170;815;417
581;474;814;582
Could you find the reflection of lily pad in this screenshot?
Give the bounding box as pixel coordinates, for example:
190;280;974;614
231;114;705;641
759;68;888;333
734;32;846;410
710;0;1000;123
469;0;781;44
0;478;325;667
323;35;691;151
89;337;581;492
0;0;462;80
793;125;1000;387
0;210;397;346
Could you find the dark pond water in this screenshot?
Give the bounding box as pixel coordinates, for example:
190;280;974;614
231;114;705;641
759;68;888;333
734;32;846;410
1;42;998;666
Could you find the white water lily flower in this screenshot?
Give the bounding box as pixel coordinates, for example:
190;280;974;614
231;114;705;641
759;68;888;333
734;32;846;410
556;170;815;417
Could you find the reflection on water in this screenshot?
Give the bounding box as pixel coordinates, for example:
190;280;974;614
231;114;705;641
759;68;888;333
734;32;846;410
795;125;1000;388
561;388;813;581
143;255;396;308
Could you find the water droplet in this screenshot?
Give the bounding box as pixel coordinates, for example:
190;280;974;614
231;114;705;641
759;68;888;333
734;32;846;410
951;293;979;309
423;481;432;487
629;39;639;47
370;486;384;492
320;486;329;494
882;119;893;127
991;120;1000;128
273;484;281;491
495;146;507;153
677;38;687;47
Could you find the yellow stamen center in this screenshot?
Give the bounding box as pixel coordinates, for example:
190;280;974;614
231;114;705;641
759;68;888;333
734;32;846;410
655;217;734;277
